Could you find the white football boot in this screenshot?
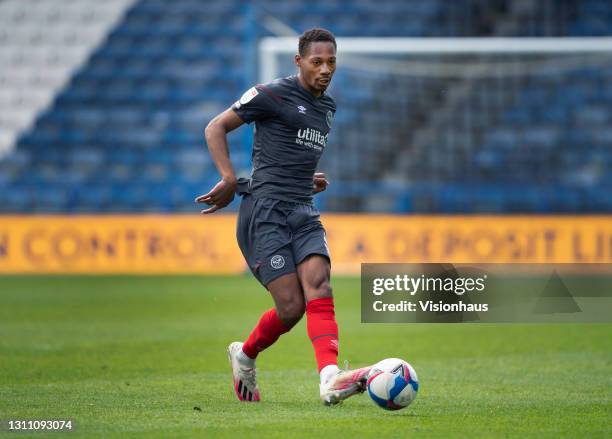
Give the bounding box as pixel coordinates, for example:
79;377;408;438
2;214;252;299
227;342;260;402
319;365;372;405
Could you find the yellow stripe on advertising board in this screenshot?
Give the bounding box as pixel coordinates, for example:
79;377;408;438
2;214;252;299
0;215;242;274
0;215;610;274
322;215;612;273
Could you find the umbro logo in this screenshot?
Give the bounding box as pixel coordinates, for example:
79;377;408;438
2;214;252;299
297;105;307;114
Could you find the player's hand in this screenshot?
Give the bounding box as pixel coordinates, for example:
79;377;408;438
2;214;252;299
313;172;329;194
195;177;237;214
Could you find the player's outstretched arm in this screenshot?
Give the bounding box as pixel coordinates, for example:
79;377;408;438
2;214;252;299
196;109;244;214
313;172;329;194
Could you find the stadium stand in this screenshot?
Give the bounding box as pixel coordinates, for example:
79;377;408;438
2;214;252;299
0;0;611;213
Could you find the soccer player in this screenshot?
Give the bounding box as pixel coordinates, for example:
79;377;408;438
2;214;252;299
196;28;370;405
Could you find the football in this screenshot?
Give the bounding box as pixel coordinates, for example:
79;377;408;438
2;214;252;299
366;358;419;410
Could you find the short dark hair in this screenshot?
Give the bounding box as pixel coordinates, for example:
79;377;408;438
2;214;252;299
298;28;336;56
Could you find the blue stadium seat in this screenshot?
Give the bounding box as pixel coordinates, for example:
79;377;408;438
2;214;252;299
7;0;612;213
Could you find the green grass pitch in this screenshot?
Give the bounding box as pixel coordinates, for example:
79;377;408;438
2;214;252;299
0;275;610;438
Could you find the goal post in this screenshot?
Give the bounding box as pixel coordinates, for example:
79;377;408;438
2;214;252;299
260;37;612;82
259;37;612;213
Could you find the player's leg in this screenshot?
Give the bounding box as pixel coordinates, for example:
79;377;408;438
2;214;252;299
230;197;303;401
289;204;340;380
297;255;337;376
297;255;372;405
228;271;304;402
289;204;342;382
242;272;305;359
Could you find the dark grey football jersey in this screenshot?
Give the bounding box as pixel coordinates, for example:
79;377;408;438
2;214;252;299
232;75;336;203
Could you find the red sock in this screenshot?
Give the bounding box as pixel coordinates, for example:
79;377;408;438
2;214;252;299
306;297;339;372
242;308;290;359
